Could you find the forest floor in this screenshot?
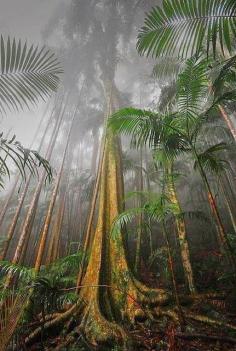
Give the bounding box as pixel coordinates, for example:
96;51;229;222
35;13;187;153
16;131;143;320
25;299;236;351
16;266;236;350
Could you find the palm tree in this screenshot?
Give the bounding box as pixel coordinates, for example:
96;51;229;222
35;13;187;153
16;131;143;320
109;55;236;279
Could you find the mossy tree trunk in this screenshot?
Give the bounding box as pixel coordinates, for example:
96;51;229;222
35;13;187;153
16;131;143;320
165;163;196;294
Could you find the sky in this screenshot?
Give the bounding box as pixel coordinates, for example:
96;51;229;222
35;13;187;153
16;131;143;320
0;0;65;147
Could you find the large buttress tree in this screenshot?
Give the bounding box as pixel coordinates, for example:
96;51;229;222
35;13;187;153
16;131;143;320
51;0;168;346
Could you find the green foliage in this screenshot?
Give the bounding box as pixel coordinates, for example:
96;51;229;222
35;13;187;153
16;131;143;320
137;0;236;59
152;57;185;82
194;142;231;174
0;132;52;187
177;56;209;121
0;36;62;114
0;260;34;284
109;107;160;148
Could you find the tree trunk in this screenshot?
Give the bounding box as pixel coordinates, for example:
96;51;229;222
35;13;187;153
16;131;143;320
218;105;236;141
76;87;168;346
0;177;30;260
0;177;18;231
2;98;67;297
161;220;185;327
166;163;196;294
34;114;74;272
194;149;236;273
91;129;99;175
220;177;236;234
135;149;143;275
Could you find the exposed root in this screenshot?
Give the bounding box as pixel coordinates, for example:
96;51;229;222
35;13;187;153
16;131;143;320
79;299;129;348
25;303;79;345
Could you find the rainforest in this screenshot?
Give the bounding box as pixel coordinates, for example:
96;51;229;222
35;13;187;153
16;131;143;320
0;0;236;350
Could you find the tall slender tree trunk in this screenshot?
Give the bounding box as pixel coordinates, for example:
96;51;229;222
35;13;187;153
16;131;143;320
0;178;30;260
2;98;67;295
135;149;143;275
218;105;236;141
91;129;99;175
47;191;66;264
194;149;236;272
0;104;57;261
219;177;236;233
166;163;196;294
34;115;74;272
161;220;185;326
0;177;18;230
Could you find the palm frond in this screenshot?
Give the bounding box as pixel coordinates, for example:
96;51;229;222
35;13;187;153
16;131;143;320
111;207;145;239
177;56;209;120
109;107;161;148
0;36;62;114
195;142;230;174
212;54;236;96
45;251;86;279
153;57;185;82
0;260;34;282
0;133;53;188
137;0;236;59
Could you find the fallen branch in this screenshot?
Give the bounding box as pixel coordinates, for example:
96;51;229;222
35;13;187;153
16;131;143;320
176;332;236;344
186;313;236;331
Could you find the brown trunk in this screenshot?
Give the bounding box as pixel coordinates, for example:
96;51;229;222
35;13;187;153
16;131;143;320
0;178;30;260
218;105;236;141
3;98;67;293
34;109;76;272
0;177;18;231
0;104;57;261
49;192;66;263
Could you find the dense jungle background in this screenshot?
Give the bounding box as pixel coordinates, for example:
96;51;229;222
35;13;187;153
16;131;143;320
0;0;236;350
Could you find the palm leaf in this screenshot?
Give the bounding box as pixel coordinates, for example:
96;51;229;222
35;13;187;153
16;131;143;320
109;107;161;148
177;56;209;121
0;260;34;282
0;133;53;188
111;207;144;239
152;57;185;81
137;0;236;59
0;36;62;114
195;142;231;174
